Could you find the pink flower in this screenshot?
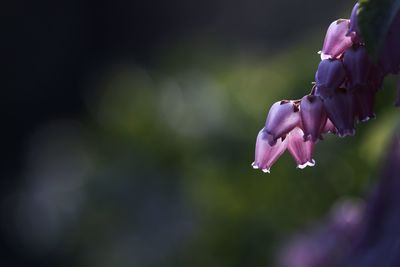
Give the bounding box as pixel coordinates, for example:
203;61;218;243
252;128;288;173
320;19;353;60
252;2;400;173
287;127;316;169
264;100;301;145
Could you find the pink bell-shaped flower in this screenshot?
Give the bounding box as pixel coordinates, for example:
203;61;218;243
287;127;316;169
252;128;288;173
323;88;356;137
320;19;353;60
300;95;327;141
264;100;301;145
322;118;338;134
315;59;346;98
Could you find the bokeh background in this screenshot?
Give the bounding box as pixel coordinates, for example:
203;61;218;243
6;0;400;266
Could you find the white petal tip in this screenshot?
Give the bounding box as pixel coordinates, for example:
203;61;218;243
320;53;332;60
338;129;356;138
262;168;271;173
363;114;376;122
251;162;259;169
297;159;316;169
360;116;374;122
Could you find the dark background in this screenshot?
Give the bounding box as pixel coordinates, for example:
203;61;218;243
5;1;397;266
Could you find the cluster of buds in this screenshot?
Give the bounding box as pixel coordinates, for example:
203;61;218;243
252;2;400;173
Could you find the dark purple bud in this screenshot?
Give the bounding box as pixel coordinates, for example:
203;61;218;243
320;19;353;60
380;12;400;75
323;88;356;137
287;127;315;169
300;95;327;141
354;91;375;122
322;118;338;135
315;59;346;98
252;128;288;173
367;63;385;92
346;3;362;43
343;46;371;90
265;100;301;145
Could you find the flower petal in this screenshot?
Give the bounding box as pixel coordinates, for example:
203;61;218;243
287;127;315;169
354;90;375;122
343;46;371;90
322;118;338;134
323;88;356;137
300;95;327;141
264;100;301;145
315;59;346;98
368;63;385;92
347;3;362;43
252;128;288;173
321;19;353;60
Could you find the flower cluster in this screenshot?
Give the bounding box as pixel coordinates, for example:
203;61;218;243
252;2;400;173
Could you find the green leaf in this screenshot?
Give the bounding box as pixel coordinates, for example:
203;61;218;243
358;0;400;60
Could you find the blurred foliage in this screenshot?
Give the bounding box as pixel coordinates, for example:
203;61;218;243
13;14;400;267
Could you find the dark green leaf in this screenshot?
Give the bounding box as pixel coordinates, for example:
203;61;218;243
358;0;400;60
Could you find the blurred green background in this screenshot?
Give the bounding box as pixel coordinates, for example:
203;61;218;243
6;0;400;266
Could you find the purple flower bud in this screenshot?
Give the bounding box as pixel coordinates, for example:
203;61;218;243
315;59;346;98
287;127;315;169
346;3;362;43
252;128;288;173
380;12;400;75
368;63;385;92
343;46;371;90
264;100;301;145
323;88;356;137
320;19;353;60
354;91;375;122
300;95;327;142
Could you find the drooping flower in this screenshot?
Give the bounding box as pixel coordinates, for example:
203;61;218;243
343;46;371;90
322;88;355;137
320;19;353;60
315;59;346;98
252;128;288;173
353;90;375;122
252;1;400;173
300;95;327;141
287;127;316;169
264;100;301;145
